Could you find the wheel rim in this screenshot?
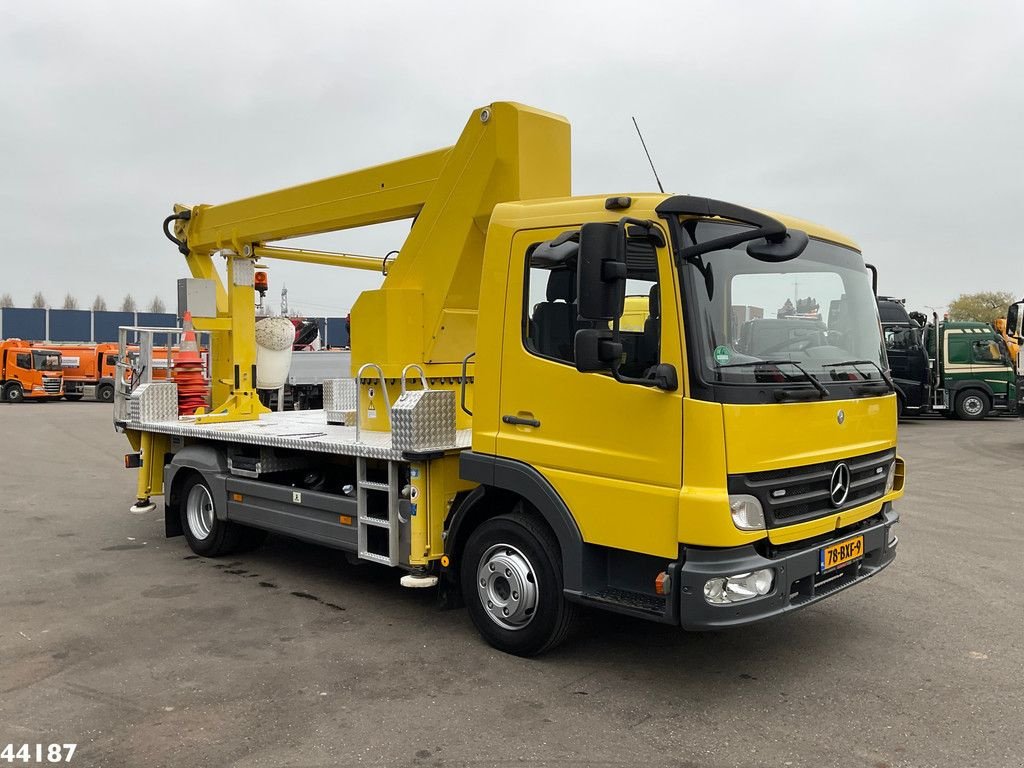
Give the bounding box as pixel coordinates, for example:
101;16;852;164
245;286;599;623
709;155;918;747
476;543;539;631
185;484;215;540
963;396;984;416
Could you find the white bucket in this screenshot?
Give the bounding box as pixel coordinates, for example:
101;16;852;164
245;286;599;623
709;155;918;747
255;317;296;390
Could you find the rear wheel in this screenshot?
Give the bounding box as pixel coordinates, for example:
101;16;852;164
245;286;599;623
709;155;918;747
2;383;24;403
955;389;989;421
460;507;576;657
179;474;246;556
96;383;114;403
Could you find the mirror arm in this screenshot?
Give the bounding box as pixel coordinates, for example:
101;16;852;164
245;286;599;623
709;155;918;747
609;362;678;391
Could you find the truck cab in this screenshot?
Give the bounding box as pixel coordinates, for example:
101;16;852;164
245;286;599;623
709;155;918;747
877;297;929;416
33;342;119;402
1;340;63;402
924;321;1017;419
462;193;902;643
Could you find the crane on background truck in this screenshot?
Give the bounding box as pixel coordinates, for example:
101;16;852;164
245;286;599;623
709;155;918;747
116;102;904;656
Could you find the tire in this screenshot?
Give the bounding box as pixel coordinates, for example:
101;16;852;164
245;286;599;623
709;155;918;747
897;394;906;420
3;383;24;403
64;394;84;402
955;389;989;421
179;473;246;557
96;384;114;403
460;506;576;657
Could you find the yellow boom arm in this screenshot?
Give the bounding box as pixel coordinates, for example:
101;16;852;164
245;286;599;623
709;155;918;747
172;102;570;419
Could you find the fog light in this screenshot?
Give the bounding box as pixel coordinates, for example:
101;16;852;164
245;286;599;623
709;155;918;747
703;568;775;604
729;494;765;531
887;522;898;548
885;462;896;494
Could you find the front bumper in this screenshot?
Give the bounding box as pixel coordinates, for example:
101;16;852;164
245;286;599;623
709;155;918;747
677;505;898;630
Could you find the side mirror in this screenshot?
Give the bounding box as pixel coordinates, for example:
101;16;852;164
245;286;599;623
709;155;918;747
746;230;809;262
577;222;626;321
574;329;623;372
575;330;679;391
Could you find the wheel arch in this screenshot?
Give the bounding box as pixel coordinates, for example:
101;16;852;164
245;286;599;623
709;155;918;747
164;444;230;537
454;452;584;593
947;379;995;399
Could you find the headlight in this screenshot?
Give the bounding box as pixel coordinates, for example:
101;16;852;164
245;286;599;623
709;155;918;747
729;494;765;531
885;462;896;494
704;568;775;604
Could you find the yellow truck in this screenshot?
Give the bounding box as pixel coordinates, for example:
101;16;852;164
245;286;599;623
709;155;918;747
117;102;904;656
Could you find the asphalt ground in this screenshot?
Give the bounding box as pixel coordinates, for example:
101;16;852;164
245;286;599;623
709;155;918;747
1;402;1022;768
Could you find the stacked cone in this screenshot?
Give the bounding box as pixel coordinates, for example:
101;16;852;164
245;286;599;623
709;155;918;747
172;312;208;415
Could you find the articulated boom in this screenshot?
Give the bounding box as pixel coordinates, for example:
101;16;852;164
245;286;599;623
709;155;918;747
170;102;570;420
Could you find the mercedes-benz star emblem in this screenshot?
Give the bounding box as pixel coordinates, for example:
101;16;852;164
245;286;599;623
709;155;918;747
830;463;851;507
837;409;846;424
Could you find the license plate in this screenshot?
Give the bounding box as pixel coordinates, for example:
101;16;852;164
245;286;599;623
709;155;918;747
820;535;864;573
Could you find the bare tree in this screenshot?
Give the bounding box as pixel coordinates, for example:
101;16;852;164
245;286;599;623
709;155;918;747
0;293;13;308
121;294;137;313
63;293;79;310
148;296;166;313
92;295;107;312
31;292;47;309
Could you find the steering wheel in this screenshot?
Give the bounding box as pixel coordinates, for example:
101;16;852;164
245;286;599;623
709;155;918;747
758;337;816;356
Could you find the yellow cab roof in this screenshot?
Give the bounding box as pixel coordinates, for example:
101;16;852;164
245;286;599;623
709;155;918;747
493;193;861;252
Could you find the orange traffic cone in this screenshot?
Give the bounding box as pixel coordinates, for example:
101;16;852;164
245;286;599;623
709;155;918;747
173;312;208;415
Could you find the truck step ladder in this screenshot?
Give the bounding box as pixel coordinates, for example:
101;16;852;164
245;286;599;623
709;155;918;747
356;457;402;566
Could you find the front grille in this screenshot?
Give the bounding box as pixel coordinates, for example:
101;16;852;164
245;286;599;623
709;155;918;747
728;449;895;527
42;377;61;393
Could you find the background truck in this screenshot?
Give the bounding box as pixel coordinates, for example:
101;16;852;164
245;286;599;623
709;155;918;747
1;339;63;403
878;297;1016;419
33;342;119;402
117;101;904;656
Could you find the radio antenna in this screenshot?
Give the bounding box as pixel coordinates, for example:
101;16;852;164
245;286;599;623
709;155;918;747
632;116;665;194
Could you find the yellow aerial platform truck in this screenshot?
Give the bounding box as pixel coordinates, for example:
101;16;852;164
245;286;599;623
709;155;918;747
117;102;904;655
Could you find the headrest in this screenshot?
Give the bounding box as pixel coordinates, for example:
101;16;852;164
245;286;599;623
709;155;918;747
546;270;577;303
648;284;660;319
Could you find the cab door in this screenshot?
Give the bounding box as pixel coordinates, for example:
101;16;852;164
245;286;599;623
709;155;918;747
495;224;684;559
970;335;1014;407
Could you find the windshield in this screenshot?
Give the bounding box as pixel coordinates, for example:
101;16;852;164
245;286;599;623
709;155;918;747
32;351;62;371
680;220;885;393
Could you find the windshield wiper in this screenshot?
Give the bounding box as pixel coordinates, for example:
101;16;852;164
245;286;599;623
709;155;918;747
823;360;895;391
717;359;829;398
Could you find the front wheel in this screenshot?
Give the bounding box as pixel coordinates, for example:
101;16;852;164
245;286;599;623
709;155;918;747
96;383;114;403
955;389;989;421
2;383;24;403
64;394;84;402
460;508;576;657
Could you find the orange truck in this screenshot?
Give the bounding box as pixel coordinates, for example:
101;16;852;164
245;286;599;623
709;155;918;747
32;342;119;402
0;339;64;403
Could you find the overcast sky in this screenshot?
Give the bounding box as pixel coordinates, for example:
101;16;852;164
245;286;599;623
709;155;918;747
2;1;1022;318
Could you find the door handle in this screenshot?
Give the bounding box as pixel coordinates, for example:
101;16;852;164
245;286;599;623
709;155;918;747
502;414;541;428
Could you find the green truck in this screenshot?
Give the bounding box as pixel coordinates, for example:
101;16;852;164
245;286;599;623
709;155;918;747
880;298;1016;419
923;320;1017;419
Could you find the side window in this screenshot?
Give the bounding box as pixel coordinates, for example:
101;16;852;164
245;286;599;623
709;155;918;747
972;339;1002;364
524;263;577;364
947;334;971;365
884;327;915;351
522;232;661;373
16;353;31;368
106;354;118;367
